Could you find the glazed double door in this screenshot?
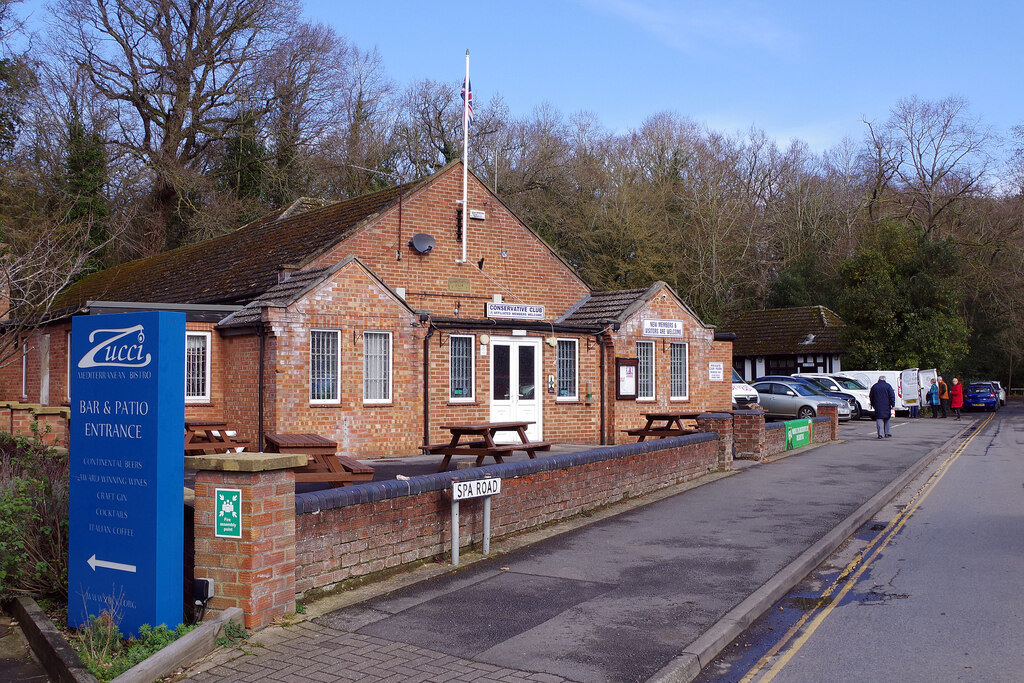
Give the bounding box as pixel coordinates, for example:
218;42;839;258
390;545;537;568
488;337;542;442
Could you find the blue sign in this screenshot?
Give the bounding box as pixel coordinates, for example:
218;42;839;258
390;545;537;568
68;311;185;636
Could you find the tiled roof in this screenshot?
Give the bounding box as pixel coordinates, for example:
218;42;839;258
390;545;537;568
721;306;846;356
560;288;649;326
52;180;424;310
217;257;420;329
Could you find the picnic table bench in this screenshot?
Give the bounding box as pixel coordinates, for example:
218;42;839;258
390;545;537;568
625;411;703;442
263;432;374;487
185;420;250;454
422;421;554;472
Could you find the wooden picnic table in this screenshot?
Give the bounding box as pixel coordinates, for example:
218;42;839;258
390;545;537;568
422;421;555;472
263;432;374;488
624;411;703;442
184;420;250;454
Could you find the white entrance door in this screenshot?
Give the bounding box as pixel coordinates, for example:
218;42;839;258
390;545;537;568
489;337;542;442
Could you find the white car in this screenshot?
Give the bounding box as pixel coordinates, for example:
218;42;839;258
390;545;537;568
793;373;871;420
732;369;759;409
991;381;1007;406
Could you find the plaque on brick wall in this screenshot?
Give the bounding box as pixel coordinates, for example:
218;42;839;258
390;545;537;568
448;278;471;293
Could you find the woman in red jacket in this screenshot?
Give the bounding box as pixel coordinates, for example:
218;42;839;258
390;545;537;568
950;377;964;420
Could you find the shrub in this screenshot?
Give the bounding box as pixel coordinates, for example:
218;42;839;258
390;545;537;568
73;609;196;682
0;429;69;600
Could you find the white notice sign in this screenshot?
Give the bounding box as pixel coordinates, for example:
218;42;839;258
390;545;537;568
486;303;545;320
453;478;502;500
642;319;684;337
708;362;724;382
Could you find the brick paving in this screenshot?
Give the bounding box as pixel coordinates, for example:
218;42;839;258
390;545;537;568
187;621;571;683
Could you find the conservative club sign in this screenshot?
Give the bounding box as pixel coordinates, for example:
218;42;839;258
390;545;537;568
68;311;185;635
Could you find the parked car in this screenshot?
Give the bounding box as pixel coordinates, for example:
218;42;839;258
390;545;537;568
990;381;1007;406
964;382;1000;411
732;369;759;409
793;373;871;419
750;379;851;421
754;375;856;421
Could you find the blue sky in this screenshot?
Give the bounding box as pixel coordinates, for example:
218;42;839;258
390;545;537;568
305;0;1023;152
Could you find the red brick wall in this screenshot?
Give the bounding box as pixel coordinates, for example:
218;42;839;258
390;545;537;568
422;330;602;446
765;423;786;456
294;437;720;594
604;287;731;444
734;410;767;460
311;165;590;322
193;469;296;629
264;261;425;456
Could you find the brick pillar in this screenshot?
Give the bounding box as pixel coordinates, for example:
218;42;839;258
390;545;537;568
10;404;40;438
817;404;839;440
732;409;766;461
696;412;734;470
191;452;306;629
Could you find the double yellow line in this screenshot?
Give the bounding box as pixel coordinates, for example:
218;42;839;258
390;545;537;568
740;413;995;682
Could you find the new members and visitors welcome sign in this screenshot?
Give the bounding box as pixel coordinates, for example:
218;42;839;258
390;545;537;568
68;311;185;636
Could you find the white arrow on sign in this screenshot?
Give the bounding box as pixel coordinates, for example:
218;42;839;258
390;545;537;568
87;554;137;573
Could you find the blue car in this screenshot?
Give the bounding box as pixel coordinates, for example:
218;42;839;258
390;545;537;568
963;382;999;411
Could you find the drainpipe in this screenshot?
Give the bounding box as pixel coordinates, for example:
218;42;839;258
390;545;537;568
422;323;436;447
257;324;265;452
598;331;606;445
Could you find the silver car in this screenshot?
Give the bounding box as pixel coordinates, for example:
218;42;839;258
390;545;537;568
751;380;850;420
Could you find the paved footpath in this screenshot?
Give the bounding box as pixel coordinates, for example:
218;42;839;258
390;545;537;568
186;416;969;683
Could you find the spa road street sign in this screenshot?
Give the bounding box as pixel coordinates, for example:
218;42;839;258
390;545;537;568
68;311;185;637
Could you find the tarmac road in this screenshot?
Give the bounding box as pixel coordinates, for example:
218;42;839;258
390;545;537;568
697;403;1023;682
186;414;970;683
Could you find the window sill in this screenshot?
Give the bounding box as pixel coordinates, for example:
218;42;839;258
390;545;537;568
448;400;479;406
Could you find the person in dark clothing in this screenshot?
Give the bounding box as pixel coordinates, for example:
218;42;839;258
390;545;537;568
938;376;950;418
869;376;897;439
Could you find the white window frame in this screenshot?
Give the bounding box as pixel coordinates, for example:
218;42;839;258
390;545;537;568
449;334;475;402
310;329;341;405
556;338;578;401
670;341;689;400
363;331;393;404
66;330;71;402
637;340;655;400
185;331;212;403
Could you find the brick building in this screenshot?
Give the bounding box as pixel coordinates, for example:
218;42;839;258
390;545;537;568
1;161;733;454
723;305;847;381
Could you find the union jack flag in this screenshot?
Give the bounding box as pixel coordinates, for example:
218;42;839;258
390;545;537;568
461;78;474;121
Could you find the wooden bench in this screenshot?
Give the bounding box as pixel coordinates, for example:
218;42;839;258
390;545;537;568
264;432;374;487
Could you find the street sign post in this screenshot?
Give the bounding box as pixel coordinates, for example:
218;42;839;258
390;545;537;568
68;311;185;636
450;477;501;565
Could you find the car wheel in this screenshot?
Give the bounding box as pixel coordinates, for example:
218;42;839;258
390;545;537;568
851;405;861;420
798;406;815;419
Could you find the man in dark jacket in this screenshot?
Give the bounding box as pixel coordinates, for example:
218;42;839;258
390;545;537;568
869;376;897;439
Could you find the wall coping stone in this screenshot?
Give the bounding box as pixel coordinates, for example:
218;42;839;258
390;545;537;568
765;422;785;430
296;432;717;514
32;406;69;416
187;452;307;472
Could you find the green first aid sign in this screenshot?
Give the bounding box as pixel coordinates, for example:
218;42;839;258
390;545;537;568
215;488;242;539
785;419;812;450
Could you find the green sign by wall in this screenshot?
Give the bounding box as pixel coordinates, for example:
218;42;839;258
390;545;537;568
215;488;242;539
785;419;812;450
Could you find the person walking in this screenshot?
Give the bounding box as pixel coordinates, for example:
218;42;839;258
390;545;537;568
870;376;897;439
938;376;950;418
927;378;941;418
950;377;964;420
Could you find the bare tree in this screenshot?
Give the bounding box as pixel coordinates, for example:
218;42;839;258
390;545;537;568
866;95;994;234
54;0;300;253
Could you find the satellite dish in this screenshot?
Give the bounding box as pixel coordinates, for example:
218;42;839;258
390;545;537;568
409;233;435;255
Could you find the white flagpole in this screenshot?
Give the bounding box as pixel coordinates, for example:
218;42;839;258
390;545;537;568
460;49;470;264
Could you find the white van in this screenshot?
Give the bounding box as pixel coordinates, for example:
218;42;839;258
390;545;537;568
837;371;907;414
793;373;871;419
732;369;759;409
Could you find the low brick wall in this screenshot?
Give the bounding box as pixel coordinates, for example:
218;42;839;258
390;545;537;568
811;416;832;443
765;422;786;456
294;433;719;595
0;403;69;447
